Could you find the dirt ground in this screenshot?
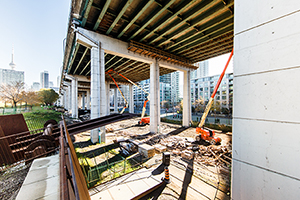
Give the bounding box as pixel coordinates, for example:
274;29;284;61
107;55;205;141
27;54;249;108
74;117;232;146
0;164;30;200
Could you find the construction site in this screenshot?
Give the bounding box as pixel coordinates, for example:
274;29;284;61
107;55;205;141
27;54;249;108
1;0;300;199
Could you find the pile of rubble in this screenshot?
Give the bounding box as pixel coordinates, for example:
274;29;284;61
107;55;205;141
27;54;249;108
148;136;232;168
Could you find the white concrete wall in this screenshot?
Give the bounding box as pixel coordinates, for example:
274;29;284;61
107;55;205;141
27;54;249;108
232;1;300;199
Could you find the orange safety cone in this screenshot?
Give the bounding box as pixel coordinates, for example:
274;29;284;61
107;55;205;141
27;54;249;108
162;166;170;183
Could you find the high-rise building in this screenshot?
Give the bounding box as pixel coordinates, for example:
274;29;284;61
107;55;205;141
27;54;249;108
49;81;54;88
191;60;209;79
0;48;24;85
40;71;49;88
171;72;180;105
191;73;233;109
32;82;40;91
133;71;180;113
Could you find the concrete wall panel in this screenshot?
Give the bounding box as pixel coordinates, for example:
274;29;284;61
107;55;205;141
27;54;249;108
233;68;300;122
235;0;300;34
232;160;300;200
234;11;300;76
233;118;300;179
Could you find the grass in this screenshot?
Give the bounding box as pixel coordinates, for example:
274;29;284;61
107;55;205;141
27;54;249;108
23;106;62;130
76;145;142;188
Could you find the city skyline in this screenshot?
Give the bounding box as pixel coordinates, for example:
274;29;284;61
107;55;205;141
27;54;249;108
0;1;70;88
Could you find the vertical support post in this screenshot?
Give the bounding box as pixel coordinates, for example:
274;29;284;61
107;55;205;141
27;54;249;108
78;93;82;109
82;93;85;109
106;82;110;115
67;84;71;112
71;77;78;118
99;45;106;143
86;90;90;110
183;70;191;127
150;59;159;133
90;46;100;143
114;89;118;113
129;84;134;113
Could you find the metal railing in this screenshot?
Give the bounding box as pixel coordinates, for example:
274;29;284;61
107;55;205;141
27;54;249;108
60;115;91;200
0;125;59;172
78;151;145;188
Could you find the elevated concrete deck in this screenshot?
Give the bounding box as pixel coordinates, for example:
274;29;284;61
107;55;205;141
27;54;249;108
16;154;60;200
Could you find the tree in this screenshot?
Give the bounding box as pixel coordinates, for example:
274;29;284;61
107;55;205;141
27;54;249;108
21;91;39;109
0;81;25;107
161;100;170;109
211;100;221;114
192;97;205;113
38;89;59;105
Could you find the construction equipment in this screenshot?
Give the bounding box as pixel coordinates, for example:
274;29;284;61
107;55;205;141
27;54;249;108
106;69;150;125
106;71;128;114
196;49;233;145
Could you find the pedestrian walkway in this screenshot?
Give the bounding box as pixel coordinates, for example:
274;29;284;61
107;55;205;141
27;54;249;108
16;154;60;200
89;167;163;200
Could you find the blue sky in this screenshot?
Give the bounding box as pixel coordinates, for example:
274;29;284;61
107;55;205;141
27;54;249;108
0;0;70;88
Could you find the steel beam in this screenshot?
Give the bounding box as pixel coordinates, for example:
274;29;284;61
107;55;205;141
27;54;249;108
79;60;91;75
183;32;233;57
106;57;125;71
147;0;221;45
81;0;94;27
157;3;234;48
169;17;233;53
139;0;196;42
106;0;134;35
174;23;233;54
118;0;155;38
93;0;111;30
74;47;89;74
114;59;132;70
127;0;177;41
67;44;80;73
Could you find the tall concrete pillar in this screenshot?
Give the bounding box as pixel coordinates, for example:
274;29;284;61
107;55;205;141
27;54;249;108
82;93;85;109
71;77;78;118
129;84;134;113
90;46;100;143
114;89;118;113
86;90;90;110
183;70;191;127
106;82;110;115
150;59;159;133
67;84;72;112
99;47;106;143
232;1;300;199
78;94;82;109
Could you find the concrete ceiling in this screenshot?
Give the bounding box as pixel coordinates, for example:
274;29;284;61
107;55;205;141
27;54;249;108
62;0;234;85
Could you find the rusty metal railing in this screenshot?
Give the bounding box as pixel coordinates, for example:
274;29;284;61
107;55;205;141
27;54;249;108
0;125;59;172
60;115;91;200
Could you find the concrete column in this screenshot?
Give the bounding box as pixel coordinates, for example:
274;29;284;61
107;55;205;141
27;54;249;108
106;82;110;115
67;84;71;112
183;70;191;127
99;47;106;143
150;59;159;133
78;94;82;109
86;90;90;110
82;93;85;109
232;1;300;199
90;46;100;143
114;89;118;113
71;77;78;118
129;84;134;113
